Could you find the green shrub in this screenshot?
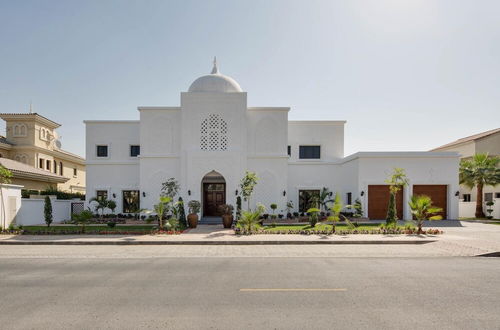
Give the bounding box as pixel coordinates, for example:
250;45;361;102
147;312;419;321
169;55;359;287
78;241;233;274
44;196;53;227
107;222;116;228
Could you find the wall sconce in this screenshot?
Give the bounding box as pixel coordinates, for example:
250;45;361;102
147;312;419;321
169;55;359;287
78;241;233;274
235;190;239;196
112;193;116;198
188;190;191;196
283;190;286;196
329;192;333;197
360;191;365;196
455;191;460;197
142;192;146;197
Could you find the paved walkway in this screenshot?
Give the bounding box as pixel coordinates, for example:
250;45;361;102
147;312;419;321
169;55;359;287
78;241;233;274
0;221;499;256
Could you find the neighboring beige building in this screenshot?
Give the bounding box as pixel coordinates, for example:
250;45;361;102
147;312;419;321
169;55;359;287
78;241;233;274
432;128;500;203
0;113;85;193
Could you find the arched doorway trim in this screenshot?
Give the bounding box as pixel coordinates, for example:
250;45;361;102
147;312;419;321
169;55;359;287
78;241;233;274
201;170;226;217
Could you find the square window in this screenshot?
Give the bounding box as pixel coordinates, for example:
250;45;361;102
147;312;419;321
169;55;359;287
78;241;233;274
463;194;471;202
484;193;493;203
96;190;108;201
299;146;321;159
495;192;500;199
96;145;108;157
130;145;140;157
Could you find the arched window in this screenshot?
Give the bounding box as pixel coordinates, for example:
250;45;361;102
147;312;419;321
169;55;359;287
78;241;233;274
13;124;27;137
200;114;228;151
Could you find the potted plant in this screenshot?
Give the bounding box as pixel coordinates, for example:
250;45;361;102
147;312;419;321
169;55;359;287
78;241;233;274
485;201;495;219
187;200;200;228
219;204;234;228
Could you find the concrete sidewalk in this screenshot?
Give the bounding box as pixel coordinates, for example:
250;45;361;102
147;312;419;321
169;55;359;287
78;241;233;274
0;221;498;249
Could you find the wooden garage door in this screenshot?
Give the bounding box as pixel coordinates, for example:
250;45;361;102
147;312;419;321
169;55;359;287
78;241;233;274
368;185;404;220
412;185;447;219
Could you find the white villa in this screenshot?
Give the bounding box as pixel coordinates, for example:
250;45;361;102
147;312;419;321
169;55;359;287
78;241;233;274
85;60;460;220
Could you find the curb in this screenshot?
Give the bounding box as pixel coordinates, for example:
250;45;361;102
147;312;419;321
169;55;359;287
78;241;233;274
0;240;436;245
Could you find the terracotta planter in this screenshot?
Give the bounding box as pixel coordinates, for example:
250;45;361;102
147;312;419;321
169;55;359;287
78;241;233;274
187;214;198;228
222;214;233;228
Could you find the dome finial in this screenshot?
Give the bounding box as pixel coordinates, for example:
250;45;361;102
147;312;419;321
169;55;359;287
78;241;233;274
211;56;219;74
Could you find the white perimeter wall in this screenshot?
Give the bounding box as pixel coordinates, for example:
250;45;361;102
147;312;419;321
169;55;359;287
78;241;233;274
459;199;500;219
0;184;22;228
16;198;73;225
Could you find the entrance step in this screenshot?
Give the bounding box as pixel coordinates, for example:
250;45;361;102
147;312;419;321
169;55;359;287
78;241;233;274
199;217;222;225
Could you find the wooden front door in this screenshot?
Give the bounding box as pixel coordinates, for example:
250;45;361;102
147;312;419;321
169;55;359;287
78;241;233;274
203;183;226;216
368;185;404;220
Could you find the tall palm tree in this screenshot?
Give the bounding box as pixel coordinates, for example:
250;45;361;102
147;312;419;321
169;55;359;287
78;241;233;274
459;153;500;218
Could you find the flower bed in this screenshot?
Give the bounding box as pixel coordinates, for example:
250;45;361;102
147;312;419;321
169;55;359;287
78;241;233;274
6;225;181;235
234;226;443;236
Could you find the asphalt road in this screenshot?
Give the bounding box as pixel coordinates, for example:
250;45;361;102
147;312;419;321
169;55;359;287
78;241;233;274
1;253;499;329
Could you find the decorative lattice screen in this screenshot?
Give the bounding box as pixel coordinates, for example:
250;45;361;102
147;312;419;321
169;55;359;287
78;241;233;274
201;114;228;151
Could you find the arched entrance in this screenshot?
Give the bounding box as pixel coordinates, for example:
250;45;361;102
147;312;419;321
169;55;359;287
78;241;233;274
201;171;226;217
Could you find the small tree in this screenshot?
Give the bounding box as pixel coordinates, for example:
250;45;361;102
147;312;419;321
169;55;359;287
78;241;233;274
306;207;320;227
240;171;258;210
238;205;265;233
236;196;242;220
44;195;53;227
107;200;117;216
318;187;333;212
352;198;363;218
89;197;110;218
385;168;409;226
161;178;180;199
177;197;187;229
72;209;93;233
152;196;172;229
270;203;277;217
459;153;500;218
328;193;343;233
408;195;443;234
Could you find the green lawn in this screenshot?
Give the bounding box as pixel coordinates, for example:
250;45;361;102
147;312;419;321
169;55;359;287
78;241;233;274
262;223;410;232
22;225;157;234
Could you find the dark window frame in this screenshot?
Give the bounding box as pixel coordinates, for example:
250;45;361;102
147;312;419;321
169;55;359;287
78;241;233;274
96;190;108;202
46;160;51;171
347;192;352;205
122;190;140;213
299;145;321;159
39;158;44;169
287;145;291;156
96;145;108;157
73;168;77;177
463;194;471;202
59;161;63;176
298;189;321;213
130;145;140;157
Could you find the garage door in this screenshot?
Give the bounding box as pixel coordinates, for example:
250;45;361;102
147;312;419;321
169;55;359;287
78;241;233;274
412;185;447;219
368;185;404;220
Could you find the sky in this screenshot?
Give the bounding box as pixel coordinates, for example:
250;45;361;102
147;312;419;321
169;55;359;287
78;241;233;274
0;0;499;157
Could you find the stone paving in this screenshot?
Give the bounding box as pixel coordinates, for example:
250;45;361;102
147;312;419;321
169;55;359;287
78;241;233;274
0;221;498;258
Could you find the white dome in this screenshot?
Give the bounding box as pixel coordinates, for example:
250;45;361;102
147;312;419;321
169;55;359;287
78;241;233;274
188;58;242;93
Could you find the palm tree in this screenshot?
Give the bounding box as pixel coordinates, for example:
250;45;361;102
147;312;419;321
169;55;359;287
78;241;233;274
89;197;110;218
238;208;263;233
318;187;333;212
459;153;500;218
408;195;443;234
327;193;343;233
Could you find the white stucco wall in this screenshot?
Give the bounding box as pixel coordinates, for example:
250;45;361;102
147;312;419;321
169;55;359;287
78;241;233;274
0;184;22;228
16;198;72;225
345;152;460;220
84;121;140;213
288;121;345;161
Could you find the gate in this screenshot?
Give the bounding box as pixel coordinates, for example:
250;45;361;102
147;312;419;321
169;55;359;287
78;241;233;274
71;202;84;215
